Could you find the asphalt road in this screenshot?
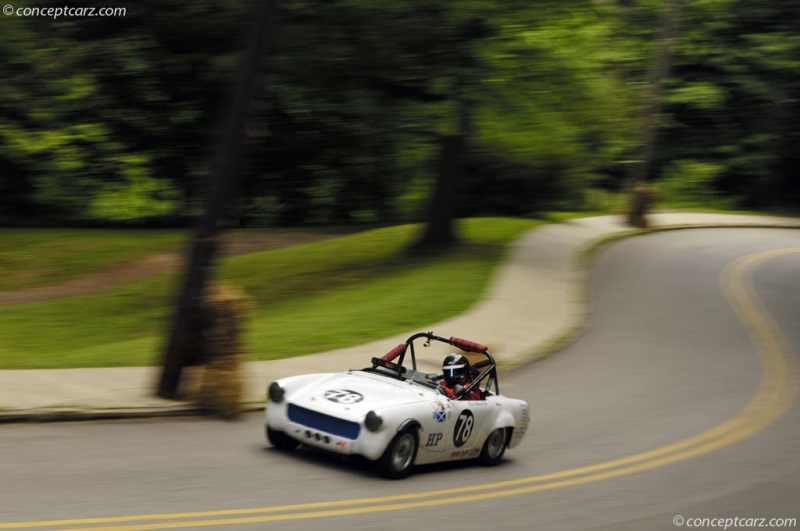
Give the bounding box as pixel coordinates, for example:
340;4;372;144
1;228;798;531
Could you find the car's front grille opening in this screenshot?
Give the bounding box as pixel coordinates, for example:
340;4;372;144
287;404;361;440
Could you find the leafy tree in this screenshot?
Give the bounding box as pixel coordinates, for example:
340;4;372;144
0;0;245;224
254;0;642;238
17;0;797;227
158;0;279;399
658;0;800;210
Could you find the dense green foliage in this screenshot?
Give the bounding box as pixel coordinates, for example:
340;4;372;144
1;1;245;224
659;0;800;210
1;0;798;226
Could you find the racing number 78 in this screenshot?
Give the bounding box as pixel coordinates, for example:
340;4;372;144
454;410;474;447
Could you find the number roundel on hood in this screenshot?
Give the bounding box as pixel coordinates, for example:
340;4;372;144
324;389;364;404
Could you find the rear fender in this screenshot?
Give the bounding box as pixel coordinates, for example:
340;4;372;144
490;411;517;447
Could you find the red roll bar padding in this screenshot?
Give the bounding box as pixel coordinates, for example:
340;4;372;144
450;337;488;354
381;343;408;361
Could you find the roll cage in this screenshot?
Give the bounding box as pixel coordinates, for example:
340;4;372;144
365;332;501;398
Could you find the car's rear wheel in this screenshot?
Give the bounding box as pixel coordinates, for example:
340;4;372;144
479;428;507;466
377;429;418;479
267;426;299;451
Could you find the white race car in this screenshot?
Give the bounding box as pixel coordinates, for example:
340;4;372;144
265;332;530;479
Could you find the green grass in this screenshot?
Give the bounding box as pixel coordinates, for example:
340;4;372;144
0;229;186;290
0;217;543;369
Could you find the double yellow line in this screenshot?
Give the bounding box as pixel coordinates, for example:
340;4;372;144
4;249;799;531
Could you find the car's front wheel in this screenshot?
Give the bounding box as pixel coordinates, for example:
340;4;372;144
377;429;418;479
479;428;507;466
267;426;300;451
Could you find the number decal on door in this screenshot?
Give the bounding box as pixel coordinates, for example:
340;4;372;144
453;410;474;447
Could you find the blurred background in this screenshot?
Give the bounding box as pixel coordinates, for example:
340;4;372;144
2;0;800;374
2;0;798;230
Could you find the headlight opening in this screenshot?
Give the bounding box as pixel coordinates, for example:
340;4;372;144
268;382;285;403
365;410;383;432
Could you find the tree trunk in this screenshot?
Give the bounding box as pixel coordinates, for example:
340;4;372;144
157;0;279;400
626;0;681;227
412;134;463;250
411;91;471;252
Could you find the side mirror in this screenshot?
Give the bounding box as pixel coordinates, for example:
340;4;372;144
453;384;465;398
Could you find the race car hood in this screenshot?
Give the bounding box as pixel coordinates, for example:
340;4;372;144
285;371;434;419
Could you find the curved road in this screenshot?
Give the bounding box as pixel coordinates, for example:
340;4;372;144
1;228;798;531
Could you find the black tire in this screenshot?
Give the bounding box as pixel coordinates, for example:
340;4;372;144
479;428;507;466
376;429;418;479
267;426;300;451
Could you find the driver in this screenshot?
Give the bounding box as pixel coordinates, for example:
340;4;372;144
440;353;482;400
